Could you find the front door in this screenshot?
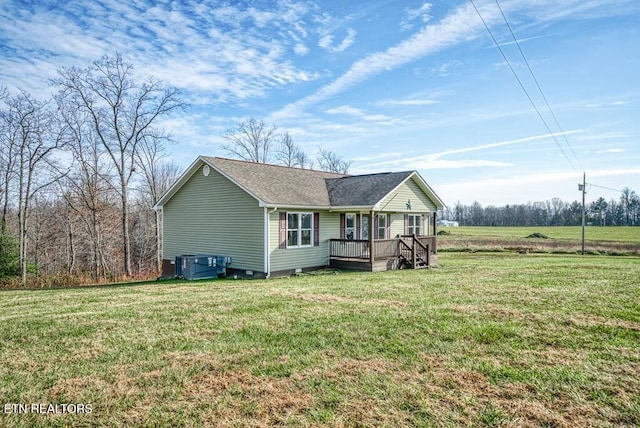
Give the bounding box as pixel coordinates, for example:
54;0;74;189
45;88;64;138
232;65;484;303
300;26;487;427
361;215;369;240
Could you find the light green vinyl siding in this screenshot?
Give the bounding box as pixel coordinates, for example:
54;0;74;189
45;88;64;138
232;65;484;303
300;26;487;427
378;177;437;212
388;213;430;237
389;214;405;238
163;164;264;272
269;211;340;272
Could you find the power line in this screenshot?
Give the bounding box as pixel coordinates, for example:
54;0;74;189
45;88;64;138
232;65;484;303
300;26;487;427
493;0;583;171
468;0;579;172
587;183;624;193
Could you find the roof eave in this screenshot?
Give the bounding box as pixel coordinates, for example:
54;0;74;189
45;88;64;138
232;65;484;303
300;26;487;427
329;205;377;211
262;203;332;210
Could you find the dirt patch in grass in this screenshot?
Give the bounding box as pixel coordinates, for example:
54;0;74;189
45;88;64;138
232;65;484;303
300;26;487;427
306;353;618;427
447;303;543;323
106;352;315;426
419;353;610;427
99;352;621;427
568;312;640;332
49;376;110;401
183;370;315;426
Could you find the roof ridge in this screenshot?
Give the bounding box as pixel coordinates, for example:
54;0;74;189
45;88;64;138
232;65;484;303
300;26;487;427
205;156;350;177
325;170;413;179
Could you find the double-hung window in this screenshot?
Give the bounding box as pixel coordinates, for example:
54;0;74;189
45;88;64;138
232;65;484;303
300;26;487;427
375;214;387;239
287;213;313;248
407;214;422;235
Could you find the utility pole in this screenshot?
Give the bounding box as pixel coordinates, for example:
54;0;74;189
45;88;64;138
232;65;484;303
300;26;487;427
579;172;586;255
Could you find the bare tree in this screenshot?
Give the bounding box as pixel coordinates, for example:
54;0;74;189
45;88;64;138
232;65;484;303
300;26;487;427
57;98;115;280
0;87;16;233
222;118;278;163
316;147;352;174
275;131;313;168
53;53;185;276
135;136;180;272
620;187;638;226
2;90;66;284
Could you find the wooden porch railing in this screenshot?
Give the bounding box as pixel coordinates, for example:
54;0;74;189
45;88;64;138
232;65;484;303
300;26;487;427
373;238;399;259
329;235;437;261
329;239;370;259
400;235;430;267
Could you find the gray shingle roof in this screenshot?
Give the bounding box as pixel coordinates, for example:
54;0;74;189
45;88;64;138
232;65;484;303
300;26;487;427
203;157;347;206
325;171;414;206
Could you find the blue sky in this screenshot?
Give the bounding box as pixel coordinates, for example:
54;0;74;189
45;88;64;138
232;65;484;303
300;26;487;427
1;0;638;205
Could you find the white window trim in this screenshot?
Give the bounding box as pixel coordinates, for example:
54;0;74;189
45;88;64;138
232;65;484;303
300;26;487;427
287;212;314;248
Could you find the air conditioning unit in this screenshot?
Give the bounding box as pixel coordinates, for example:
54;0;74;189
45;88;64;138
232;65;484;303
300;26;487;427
174;255;232;280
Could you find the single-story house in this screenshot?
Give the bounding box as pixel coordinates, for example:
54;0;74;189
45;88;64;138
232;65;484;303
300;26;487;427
154;156;446;278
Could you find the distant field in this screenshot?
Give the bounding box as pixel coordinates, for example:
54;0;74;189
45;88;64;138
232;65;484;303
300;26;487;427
1;253;639;427
438;226;640;255
439;226;640;242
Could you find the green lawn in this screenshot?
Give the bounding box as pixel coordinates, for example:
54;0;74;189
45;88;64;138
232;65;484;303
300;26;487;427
1;253;639;427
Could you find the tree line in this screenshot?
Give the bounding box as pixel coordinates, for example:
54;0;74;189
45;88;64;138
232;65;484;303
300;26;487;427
0;54;185;285
0;54;352;285
443;191;640;227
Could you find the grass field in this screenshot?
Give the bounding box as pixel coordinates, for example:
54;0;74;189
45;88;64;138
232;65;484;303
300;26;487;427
1;252;639;427
438;226;640;255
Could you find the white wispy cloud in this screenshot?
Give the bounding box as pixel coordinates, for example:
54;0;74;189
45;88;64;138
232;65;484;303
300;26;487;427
596;148;625;154
571;132;628;142
352;152;404;162
585;101;629;108
294;43;310;55
518;0;640;23
376;98;439;106
494;34;549;47
272;2;497;119
427;131;582;159
324;105;392;122
318;28;357;53
429;60;463;77
401;3;432;31
0;0;320;102
360;130;582;170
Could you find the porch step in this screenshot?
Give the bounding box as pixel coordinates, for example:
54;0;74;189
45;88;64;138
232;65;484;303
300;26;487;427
398;254;429;269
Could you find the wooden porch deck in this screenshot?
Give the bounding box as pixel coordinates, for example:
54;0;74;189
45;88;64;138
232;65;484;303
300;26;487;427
329;235;437;272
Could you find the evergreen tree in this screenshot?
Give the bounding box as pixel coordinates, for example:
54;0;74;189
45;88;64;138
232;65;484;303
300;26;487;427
0;232;19;277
